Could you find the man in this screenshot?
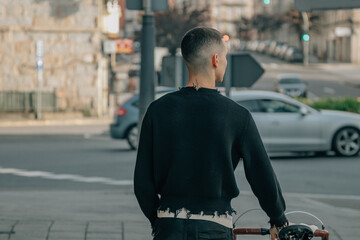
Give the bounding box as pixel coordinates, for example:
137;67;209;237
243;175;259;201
134;27;288;240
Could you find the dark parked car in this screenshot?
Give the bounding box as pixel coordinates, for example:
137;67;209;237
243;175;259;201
275;74;308;98
110;87;176;149
284;47;303;62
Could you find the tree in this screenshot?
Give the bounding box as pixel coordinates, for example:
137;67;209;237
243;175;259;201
238;14;284;40
237;17;253;41
285;9;320;48
154;2;210;55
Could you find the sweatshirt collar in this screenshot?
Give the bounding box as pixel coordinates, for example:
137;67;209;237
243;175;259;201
179;86;220;94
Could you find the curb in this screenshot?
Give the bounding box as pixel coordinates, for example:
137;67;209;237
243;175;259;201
0;118;113;128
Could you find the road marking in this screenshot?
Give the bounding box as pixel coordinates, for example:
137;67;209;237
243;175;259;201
0;166;133;186
323;87;335;94
307;91;320;101
2;166;360;201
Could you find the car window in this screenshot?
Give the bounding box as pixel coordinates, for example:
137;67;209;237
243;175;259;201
237;100;262;112
260;99;300;113
279;78;302;84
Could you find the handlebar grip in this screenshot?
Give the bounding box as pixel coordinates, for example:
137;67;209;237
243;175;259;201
233;228;269;235
314;230;329;240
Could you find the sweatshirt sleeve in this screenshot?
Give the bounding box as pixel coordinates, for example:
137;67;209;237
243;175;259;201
237;113;288;227
133;107;159;229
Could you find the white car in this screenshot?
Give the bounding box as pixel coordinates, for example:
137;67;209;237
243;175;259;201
230;90;360;157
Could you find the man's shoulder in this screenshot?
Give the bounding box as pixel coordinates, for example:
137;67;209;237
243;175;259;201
152;90;179;105
147;90;179;111
218;94;251;114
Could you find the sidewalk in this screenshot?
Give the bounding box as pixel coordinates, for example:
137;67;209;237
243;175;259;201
309;62;360;87
0;117;112;135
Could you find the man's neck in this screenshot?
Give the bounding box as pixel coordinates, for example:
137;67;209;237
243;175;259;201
186;74;216;90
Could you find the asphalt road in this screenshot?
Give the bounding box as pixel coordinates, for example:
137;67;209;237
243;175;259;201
1;134;359;196
250;53;360;99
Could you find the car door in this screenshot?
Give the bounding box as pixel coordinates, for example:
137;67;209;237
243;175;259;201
236;100;272;150
258;99;321;152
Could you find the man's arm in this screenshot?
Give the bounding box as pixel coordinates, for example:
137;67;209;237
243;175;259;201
134;107;159;229
237;113;288;227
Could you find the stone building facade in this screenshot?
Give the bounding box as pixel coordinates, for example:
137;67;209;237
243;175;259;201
313;9;360;63
173;0;254;38
0;0;109;116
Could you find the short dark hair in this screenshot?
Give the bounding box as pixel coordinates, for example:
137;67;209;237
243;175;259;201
181;27;224;69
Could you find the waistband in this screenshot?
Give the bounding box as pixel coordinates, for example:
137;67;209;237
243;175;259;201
157;208;233;229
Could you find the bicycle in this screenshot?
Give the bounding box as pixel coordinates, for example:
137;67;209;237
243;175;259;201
232;210;330;240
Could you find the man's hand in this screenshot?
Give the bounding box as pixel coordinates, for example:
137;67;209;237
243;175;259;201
269;225;279;240
269;222;293;239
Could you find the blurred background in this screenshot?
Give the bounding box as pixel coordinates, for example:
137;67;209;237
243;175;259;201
1;0;359;120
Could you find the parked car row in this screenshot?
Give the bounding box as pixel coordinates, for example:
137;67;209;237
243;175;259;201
110;87;360;157
245;40;303;63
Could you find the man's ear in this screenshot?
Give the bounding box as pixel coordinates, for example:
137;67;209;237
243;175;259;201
212;53;219;68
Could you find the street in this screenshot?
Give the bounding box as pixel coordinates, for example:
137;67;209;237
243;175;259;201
0;131;359;240
1;134;359;196
250;53;360;99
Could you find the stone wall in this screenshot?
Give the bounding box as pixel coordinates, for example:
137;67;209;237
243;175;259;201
0;0;107;114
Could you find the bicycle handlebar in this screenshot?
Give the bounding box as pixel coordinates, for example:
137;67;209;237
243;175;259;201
233;228;329;240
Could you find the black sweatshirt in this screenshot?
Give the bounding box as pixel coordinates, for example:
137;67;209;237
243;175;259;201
134;86;287;229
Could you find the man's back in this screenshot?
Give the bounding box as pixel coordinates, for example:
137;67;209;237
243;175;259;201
148;86;248;214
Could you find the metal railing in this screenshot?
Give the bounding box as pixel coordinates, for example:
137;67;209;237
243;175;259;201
0;91;56;112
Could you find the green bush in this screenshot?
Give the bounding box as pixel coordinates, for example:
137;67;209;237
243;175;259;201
298;97;360;114
81;108;91;117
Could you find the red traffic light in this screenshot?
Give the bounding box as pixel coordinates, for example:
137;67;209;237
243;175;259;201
222;34;230;42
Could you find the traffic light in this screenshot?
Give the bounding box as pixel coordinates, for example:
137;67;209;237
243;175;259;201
264;0;271;5
222;34;230;42
302;33;310;42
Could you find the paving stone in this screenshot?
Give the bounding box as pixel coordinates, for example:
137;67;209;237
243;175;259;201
47;231;84;240
87;221;123;233
10;220;50;240
50;221;87;232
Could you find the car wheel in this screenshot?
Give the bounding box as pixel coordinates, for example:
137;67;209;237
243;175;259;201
126;125;138;150
333;127;360;157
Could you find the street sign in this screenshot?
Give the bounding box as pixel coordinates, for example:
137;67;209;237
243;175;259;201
295;0;360;11
35;40;44;71
103;39;134;54
35;40;44;120
221;53;265;88
126;0;168;11
115;38;133;54
103;40;116;54
334;27;352;37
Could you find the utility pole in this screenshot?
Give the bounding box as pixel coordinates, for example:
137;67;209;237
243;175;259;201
138;0;155;129
301;12;310;67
